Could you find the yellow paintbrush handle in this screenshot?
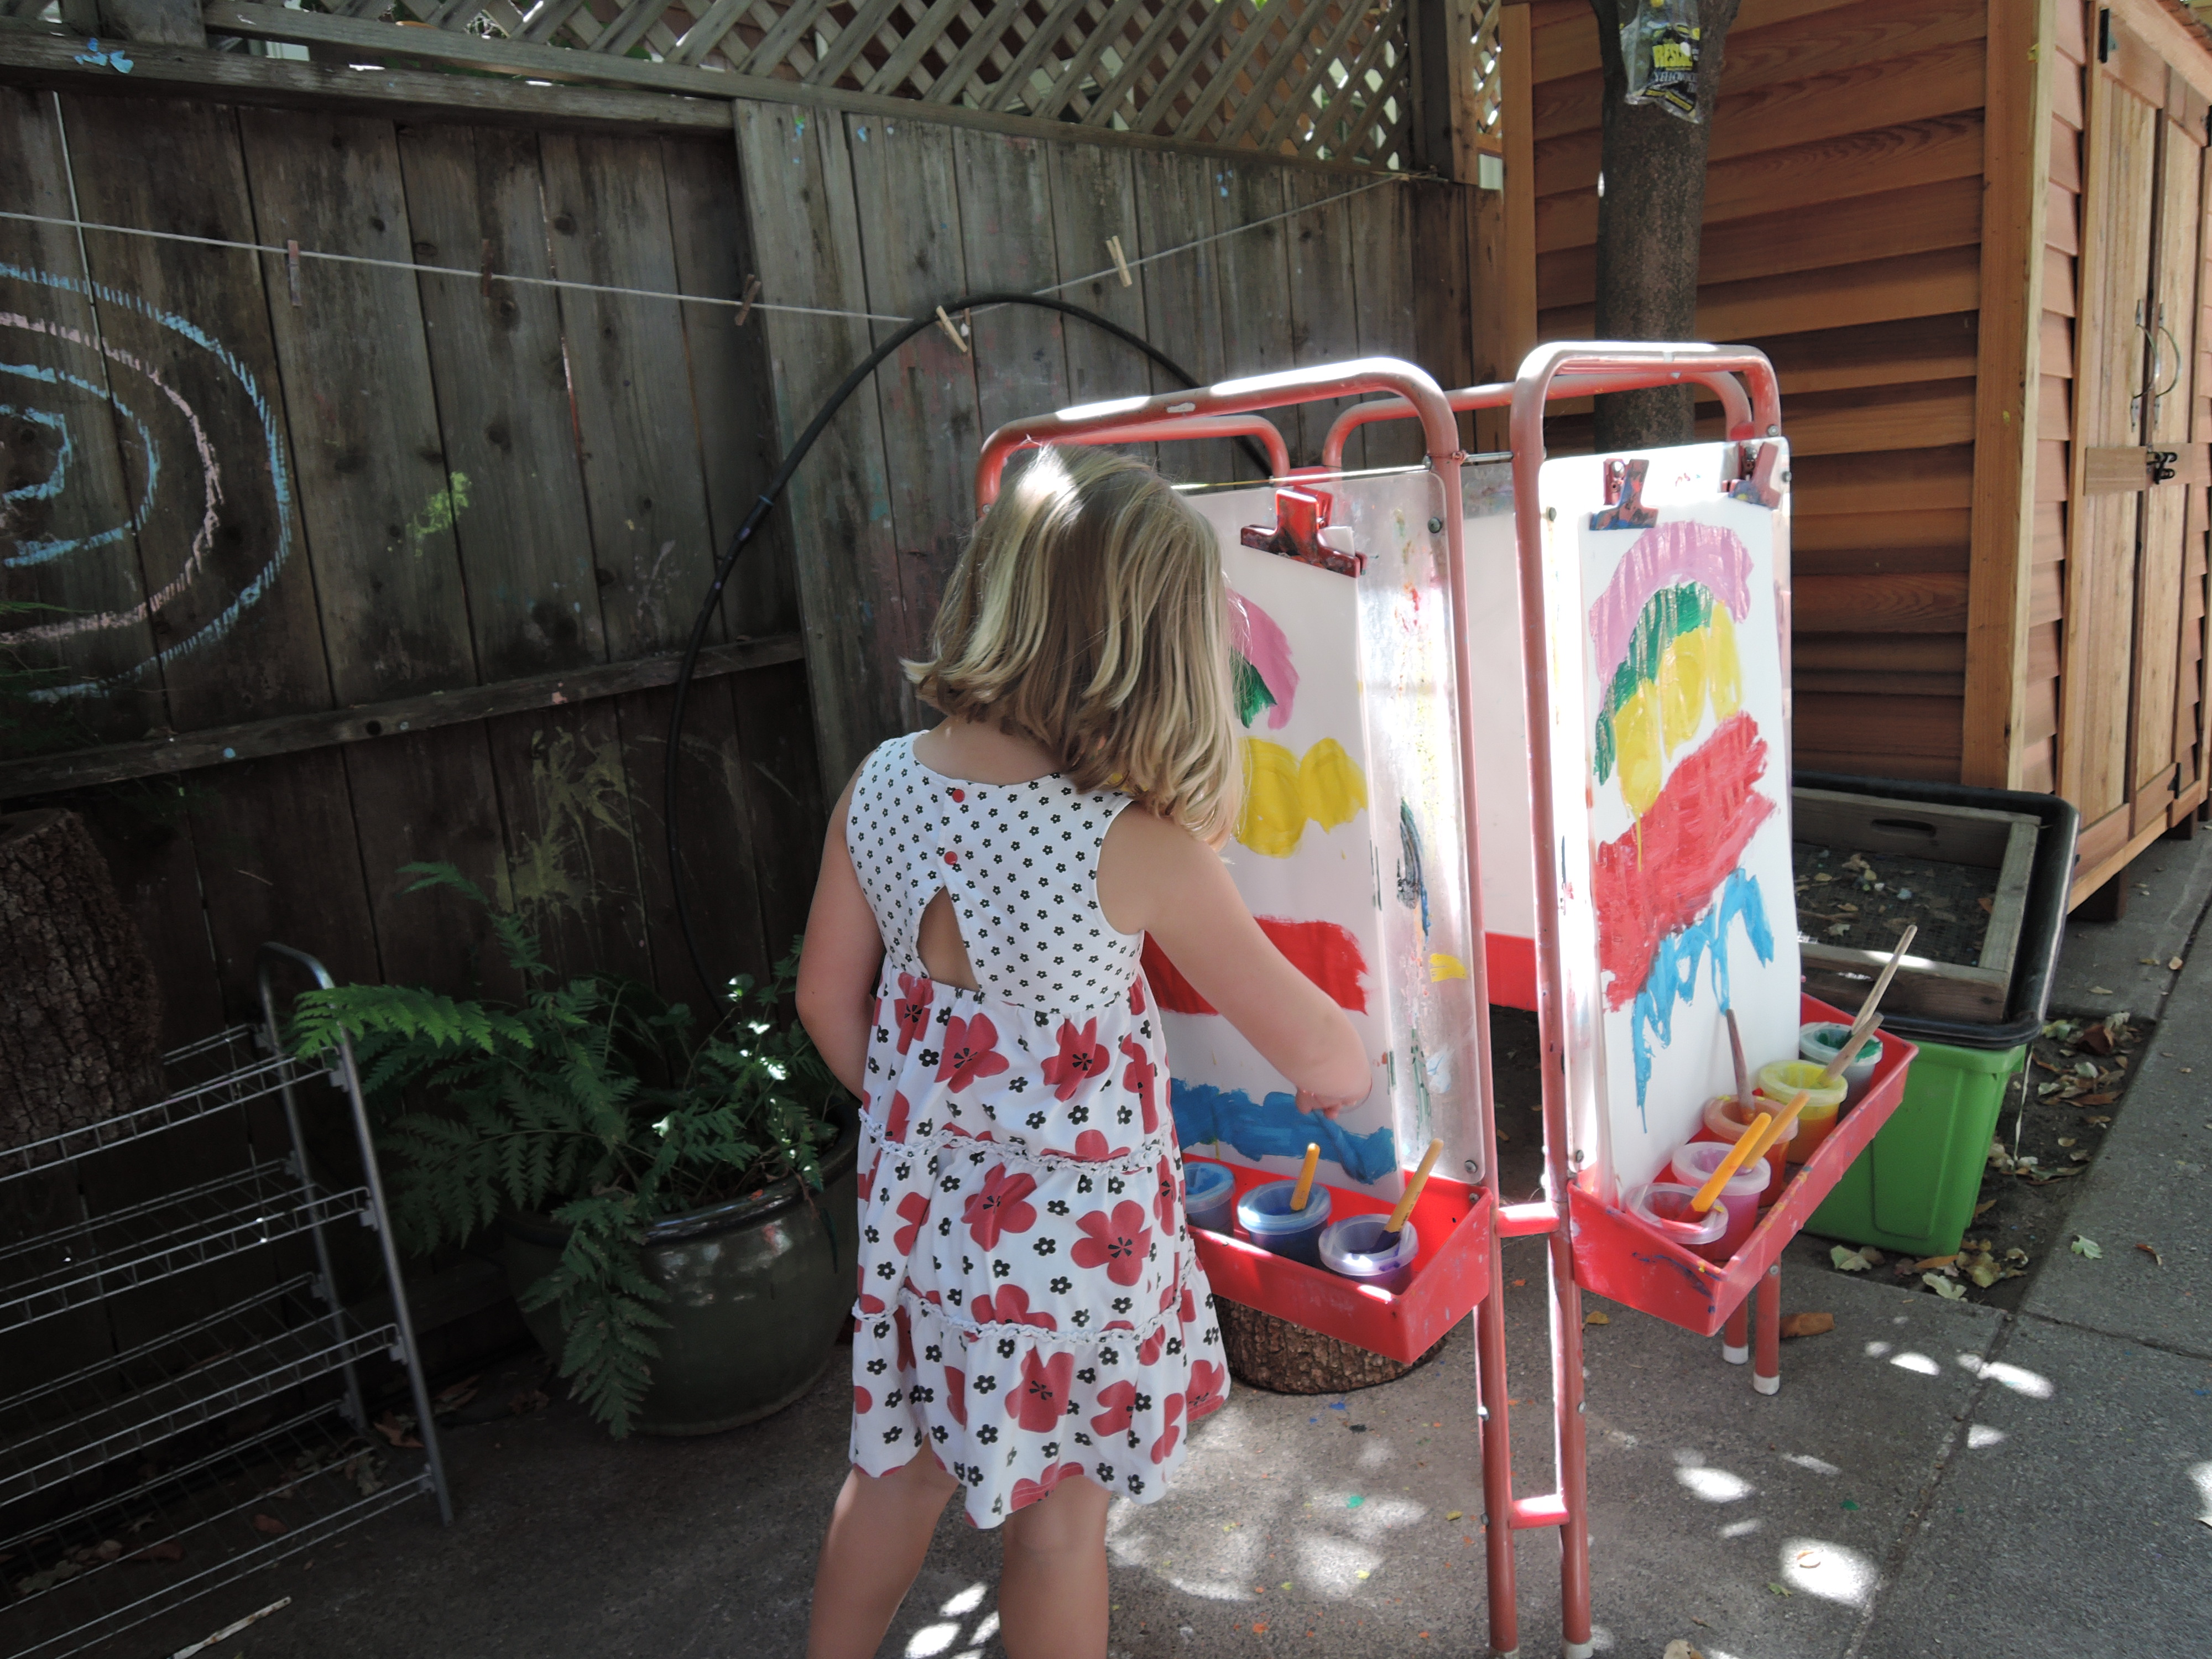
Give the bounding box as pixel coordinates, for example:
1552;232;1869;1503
1385;1139;1444;1234
1291;1142;1321;1211
1691;1114;1769;1213
1744;1091;1811;1165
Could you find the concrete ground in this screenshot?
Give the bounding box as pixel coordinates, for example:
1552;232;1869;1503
74;838;2212;1659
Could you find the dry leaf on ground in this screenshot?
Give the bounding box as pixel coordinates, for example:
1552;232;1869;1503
2171;958;2186;971
250;1514;287;1536
372;1411;422;1449
509;1387;550;1417
1923;1274;1967;1301
1584;1311;1609;1327
1780;1312;1835;1338
127;1541;183;1563
1662;1642;1705;1659
2137;1243;2164;1266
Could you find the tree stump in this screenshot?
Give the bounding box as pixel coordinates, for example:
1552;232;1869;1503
1215;1298;1446;1395
0;808;164;1152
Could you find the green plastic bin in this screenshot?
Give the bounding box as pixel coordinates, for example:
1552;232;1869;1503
1805;1037;2024;1258
1793;771;2078;1260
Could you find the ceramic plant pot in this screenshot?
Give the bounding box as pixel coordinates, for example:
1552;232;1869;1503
501;1100;859;1436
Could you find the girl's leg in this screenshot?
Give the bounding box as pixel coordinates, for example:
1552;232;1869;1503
997;1475;1112;1659
806;1451;962;1659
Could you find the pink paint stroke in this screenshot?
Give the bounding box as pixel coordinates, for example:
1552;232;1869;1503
1585;520;1753;677
1230;588;1297;729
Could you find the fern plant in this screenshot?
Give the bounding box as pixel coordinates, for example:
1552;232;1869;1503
289;863;847;1437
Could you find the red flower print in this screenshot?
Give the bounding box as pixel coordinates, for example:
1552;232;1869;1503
1130;975;1147;1016
1090;1379;1137;1435
1009;1463;1086;1512
858;1292;886;1316
1121;1036;1159;1132
1150;1392;1186;1464
1180;1286;1198;1326
1137;1326;1166;1366
855;1385;872;1414
1007;1347;1075;1433
894;1305;916;1374
962;1162;1039;1250
893;1191;931;1256
945;1367;967;1427
1152;1156;1177;1234
1041;1019;1111;1100
937;1013;1010;1092
893;974;933;1055
973;1284;1058;1331
884;1091;912;1143
1187;1359;1227;1421
1071;1201;1154;1287
1072;1129;1131;1162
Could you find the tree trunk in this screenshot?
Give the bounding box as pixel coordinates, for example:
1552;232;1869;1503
1215;1299;1445;1395
1588;0;1743;448
0;808;165;1153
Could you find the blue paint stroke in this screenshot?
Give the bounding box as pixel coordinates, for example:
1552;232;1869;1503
1395;800;1428;937
1;261;293;693
1626;868;1774;1129
1;371;160;567
1170;1079;1399;1186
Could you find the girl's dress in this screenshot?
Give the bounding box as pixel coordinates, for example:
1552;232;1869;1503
844;733;1228;1528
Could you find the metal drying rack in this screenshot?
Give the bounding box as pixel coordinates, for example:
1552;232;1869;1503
0;944;448;1659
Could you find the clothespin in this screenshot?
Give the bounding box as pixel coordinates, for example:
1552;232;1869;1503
285;239;301;307
935;304;969;354
1106;234;1133;288
735;274;761;328
479;238;494;299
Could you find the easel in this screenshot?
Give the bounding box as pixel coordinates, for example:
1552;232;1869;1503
974;345;1914;1659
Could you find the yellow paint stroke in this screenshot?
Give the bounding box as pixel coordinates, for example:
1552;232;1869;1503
1235;737;1370;857
405;471;472;556
1614;607;1744;820
1428;953;1468;982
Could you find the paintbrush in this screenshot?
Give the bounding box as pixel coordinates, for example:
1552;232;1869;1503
1818;1014;1886;1087
1845;924;1917;1050
1290;1142;1321;1212
1724;1006;1753;1113
1690;1113;1770;1214
1743;1089;1812;1166
1376;1138;1444;1246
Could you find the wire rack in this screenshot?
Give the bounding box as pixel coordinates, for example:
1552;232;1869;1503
0;945;450;1659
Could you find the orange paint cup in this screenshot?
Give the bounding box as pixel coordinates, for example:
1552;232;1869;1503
1695;1094;1794;1197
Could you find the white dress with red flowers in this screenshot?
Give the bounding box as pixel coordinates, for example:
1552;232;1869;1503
843;733;1228;1528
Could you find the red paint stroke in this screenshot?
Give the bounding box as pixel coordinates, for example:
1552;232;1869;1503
1594;711;1774;1008
1587;520;1753;678
1142;917;1369;1016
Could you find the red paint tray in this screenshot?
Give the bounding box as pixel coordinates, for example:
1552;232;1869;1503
1184;1158;1493;1363
1569;992;1918;1336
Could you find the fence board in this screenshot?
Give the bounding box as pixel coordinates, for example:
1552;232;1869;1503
1047;142;1155;453
1129;147;1234;482
395;123;609;682
957;130;1072;441
1212;160;1295;478
539;132;723;661
238;106;479;704
1284;170;1365;468
1350;178;1424;468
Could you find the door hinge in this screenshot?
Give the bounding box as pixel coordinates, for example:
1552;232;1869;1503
2100;7;2115;63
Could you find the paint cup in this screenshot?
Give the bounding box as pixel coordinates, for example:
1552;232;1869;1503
1237;1179;1333;1267
1182;1161;1237;1235
1694;1094;1794;1197
1626;1181;1730;1263
1318;1213;1420;1293
1798;1022;1887;1107
1756;1060;1850;1164
1669;1141;1770;1261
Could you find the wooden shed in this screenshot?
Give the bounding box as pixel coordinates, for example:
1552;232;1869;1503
1495;0;2212;909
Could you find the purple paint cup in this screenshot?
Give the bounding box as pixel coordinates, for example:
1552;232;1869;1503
1319;1213;1419;1293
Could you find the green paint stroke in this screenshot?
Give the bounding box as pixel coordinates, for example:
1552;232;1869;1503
406;471;472;555
1593;580;1710;784
1232;650;1276;728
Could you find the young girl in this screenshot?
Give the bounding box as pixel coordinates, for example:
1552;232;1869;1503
796;446;1370;1659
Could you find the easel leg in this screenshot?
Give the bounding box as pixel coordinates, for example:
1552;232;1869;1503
1476;1281;1520;1657
1752;1262;1782;1395
1721;1297;1749;1365
1550;1233;1593;1659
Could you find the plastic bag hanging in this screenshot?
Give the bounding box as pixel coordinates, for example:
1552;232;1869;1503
1620;0;1703;123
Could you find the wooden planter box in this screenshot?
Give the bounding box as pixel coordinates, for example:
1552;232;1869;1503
1793;785;2041;1022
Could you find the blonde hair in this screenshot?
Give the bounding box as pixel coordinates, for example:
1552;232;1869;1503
907;447;1239;840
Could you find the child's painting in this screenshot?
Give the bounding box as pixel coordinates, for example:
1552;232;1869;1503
1537;444;1801;1198
1153;473;1484;1199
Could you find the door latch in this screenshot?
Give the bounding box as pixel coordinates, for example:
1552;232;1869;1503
2150;450;2179;484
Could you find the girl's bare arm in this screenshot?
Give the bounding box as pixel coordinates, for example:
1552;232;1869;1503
795;774;883;1098
1098;808;1371;1111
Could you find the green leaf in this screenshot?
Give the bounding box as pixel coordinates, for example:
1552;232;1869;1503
2070;1234;2103;1259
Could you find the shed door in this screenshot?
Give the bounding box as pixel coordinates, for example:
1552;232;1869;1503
2063;13;2210;899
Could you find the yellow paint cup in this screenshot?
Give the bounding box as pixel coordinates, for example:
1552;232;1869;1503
1755;1060;1849;1164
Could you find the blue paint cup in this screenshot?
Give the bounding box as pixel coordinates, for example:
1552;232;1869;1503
1319;1213;1420;1293
1237;1179;1333;1267
1182;1161;1237;1235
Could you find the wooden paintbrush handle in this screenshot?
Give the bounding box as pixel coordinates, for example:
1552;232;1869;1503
1384;1138;1444;1234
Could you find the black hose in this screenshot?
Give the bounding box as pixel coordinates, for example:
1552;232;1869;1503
665;291;1267;1000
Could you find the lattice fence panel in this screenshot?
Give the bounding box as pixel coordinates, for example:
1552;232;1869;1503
286;0;1421;170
